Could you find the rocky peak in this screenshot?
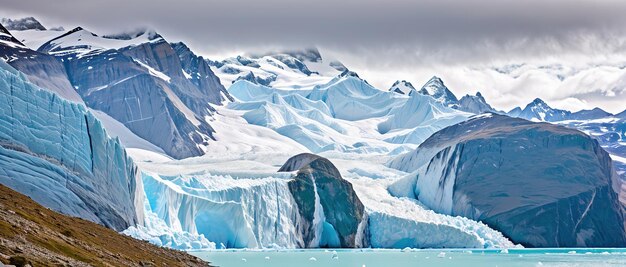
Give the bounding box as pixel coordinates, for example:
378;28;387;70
1;17;46;31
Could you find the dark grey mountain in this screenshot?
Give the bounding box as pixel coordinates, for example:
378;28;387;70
388;114;626;247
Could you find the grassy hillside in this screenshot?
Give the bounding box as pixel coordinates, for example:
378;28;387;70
0;184;209;266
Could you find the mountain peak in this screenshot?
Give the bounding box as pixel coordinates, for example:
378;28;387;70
103;28;162;41
417;76;458;106
531;98;546;105
517;98;571;122
389;80;416;95
339;70;360;79
1;17;46;31
0;23;27;49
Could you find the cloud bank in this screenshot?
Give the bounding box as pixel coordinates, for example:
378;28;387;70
2;0;625;112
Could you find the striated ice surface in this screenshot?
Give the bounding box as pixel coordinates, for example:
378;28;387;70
0;60;141;230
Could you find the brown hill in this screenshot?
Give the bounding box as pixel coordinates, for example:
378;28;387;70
0;184;209;266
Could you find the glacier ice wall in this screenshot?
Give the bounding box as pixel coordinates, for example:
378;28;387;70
0;60;141;230
137;171;306;248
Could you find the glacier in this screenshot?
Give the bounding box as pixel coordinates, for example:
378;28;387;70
124;152;515;250
0;60;142;230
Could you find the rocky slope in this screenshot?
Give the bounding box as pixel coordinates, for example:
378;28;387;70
34;27;230;159
0;23;82;103
388;114;626;247
0;184;208;267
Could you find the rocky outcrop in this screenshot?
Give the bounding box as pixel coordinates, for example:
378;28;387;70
279;153;368;248
388;114;626;247
1;17;46;31
171;42;233;103
0;23;82;103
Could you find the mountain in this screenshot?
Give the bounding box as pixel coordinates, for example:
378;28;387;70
617;109;626;119
378;92;469;136
389;80;416;95
416;76;459;107
0;23;81;102
171;42;232;103
388;114;626;247
568;107;613;120
0;60;141;231
514;98;571;121
507;107;522;117
33;26;231;159
0;17;46;31
0;184;207;267
209;48;344;89
455;92;498;114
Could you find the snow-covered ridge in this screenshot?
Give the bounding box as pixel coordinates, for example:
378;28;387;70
38;27;164;57
210;48;343;90
1;17;46;31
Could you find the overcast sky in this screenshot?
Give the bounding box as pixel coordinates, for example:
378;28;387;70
2;0;626;113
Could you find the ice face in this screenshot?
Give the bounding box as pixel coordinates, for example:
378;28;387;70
0;60;141;230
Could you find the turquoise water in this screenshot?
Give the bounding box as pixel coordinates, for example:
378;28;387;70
191;248;626;267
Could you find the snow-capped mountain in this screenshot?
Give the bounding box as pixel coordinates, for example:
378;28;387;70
512;98;571;121
1;17;46;31
416;76;459;107
455;92;499;114
31;26;231;159
209;48;345;90
389;80;416;95
388;114;626;247
568;107;614;121
507;106;523;117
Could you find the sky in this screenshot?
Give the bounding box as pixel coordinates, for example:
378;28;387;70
1;0;626;113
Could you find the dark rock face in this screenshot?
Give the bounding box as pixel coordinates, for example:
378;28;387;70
1;17;46;31
233;71;276;86
171;42;233;103
279;153;368;248
0;23;82;102
33;28;231;159
389;114;626;247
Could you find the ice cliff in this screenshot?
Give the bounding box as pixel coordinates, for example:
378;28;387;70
0;60;141;230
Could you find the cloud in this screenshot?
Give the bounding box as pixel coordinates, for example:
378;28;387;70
2;0;626;112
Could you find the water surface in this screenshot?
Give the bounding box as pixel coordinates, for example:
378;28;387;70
191;248;626;267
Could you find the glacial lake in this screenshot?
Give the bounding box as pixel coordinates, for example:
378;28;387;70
191;248;626;267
